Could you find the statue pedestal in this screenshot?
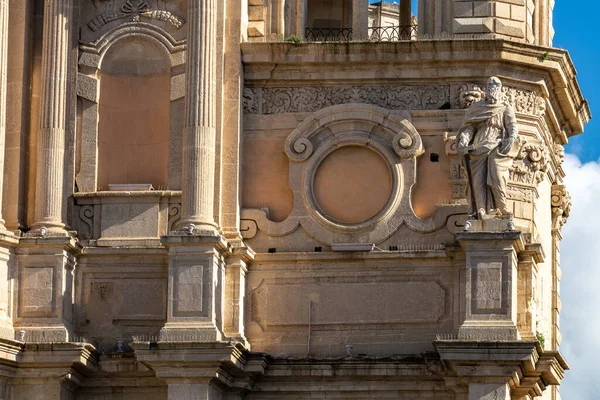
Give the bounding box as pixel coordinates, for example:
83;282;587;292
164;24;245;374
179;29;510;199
159;233;231;342
457;218;522;340
14;236;79;342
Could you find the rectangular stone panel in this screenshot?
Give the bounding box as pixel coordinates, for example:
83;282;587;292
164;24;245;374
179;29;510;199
101;202;159;239
473;262;503;312
250;280;447;330
20;266;55;317
173;264;204;316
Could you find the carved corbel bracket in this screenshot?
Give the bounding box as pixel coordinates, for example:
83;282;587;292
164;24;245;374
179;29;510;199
551;185;571;231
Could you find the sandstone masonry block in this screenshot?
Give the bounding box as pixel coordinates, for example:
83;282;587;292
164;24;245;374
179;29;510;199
511;5;526;22
454;2;474;18
495;17;526;38
495;2;511;18
454;17;495;34
473;1;494;17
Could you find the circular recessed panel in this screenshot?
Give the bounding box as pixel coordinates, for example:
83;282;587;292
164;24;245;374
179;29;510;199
313;146;393;224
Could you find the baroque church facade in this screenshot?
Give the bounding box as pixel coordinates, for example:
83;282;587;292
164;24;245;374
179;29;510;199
0;0;589;398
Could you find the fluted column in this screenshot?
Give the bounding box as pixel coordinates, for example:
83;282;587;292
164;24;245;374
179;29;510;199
179;0;218;232
32;0;71;233
0;0;8;230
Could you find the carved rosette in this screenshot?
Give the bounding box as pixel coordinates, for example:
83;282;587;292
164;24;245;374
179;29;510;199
551;185;571;231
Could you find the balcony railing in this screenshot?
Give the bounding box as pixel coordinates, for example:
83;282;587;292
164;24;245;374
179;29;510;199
368;25;418;41
305;27;353;42
303;25;418;42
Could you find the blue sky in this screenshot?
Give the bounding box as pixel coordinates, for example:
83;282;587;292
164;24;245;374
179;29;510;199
554;1;598;162
369;1;598;398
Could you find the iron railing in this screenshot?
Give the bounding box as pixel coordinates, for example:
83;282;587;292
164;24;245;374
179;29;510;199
368;25;418;41
305;27;353;42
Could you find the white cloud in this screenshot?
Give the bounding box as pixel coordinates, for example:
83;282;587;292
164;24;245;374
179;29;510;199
558;153;600;398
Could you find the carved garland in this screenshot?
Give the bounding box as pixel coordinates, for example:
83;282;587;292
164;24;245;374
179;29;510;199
88;0;185;31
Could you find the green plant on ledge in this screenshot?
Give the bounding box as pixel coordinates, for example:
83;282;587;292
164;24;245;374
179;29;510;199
536;331;546;349
285;35;303;44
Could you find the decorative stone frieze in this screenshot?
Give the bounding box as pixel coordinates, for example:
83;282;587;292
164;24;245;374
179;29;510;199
243;85;451;114
245;84;546;118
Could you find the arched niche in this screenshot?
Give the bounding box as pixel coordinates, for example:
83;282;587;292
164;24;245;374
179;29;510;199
97;37;170;190
76;23;186;193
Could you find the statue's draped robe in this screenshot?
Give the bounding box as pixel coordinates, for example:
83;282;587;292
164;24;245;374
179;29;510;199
458;100;518;214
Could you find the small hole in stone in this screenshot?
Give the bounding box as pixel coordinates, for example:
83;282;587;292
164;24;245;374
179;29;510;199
268;248;277;253
389;245;399;251
430;153;439;162
314;247;322;252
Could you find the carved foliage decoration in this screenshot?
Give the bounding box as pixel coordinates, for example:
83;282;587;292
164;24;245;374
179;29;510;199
88;0;185;32
510;143;550;185
246;84;546;117
551;185;571;231
244;85;451;115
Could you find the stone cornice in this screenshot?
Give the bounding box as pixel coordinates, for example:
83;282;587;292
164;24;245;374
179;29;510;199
241;39;589;138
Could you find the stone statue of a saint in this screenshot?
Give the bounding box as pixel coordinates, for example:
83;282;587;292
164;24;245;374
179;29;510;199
457;77;519;219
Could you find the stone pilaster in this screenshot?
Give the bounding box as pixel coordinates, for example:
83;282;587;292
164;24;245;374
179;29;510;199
0;0;8;230
223;246;254;345
13;237;80;342
180;0;218;232
160;234;230;342
31;0;72;233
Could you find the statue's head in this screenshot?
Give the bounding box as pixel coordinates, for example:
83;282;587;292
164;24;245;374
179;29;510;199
486;76;503;103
